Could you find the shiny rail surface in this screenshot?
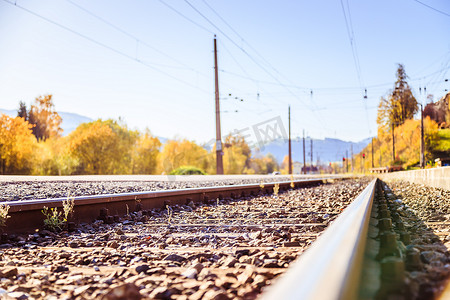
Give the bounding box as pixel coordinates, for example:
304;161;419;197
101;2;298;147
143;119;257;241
5;178;340;233
262;178;377;300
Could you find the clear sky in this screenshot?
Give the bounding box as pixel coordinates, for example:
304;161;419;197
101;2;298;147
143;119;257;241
1;0;449;144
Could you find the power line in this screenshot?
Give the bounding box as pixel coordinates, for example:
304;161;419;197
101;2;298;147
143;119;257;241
2;0;210;95
412;0;450;17
183;0;315;112
339;0;365;92
158;0;215;34
65;0;197;71
200;0;297;87
183;0;335;131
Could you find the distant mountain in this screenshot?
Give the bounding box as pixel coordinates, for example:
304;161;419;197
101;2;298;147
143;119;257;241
253;137;373;163
0;108;93;136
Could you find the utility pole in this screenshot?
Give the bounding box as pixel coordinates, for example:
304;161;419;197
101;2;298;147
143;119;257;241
302;130;306;174
288;106;292;174
419;95;425;168
371;138;374;168
350;144;354;173
310;138;313;174
214;36;223;175
345;150;349;173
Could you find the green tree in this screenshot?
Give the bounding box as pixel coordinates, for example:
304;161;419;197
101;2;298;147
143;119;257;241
377;64;418;132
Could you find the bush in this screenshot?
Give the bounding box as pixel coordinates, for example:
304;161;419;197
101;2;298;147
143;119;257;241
169;166;206;175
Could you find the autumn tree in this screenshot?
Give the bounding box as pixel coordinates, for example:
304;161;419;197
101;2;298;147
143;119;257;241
377;64;418;131
22;95;63;141
32;137;78;175
247;153;278;174
132;129;161;174
159;139;209;174
222;134;251;174
280;155;290;174
356;117;439;171
0;114;37;174
67;119;137;174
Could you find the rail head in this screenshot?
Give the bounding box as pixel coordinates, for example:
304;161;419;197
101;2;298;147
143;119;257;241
262;178;377;300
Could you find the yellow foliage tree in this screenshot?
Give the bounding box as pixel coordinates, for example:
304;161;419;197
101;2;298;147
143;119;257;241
32;137;78;175
0;114;37;174
354;117;439;172
67;119;138;174
222;134;251;174
247;153;278;174
159;139;208;174
279;155;290;174
132;129;161;174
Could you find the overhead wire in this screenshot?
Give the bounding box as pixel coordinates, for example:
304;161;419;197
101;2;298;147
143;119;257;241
2;0;213;96
183;0;316;111
200;0;299;88
157;0;215;34
412;0;450;17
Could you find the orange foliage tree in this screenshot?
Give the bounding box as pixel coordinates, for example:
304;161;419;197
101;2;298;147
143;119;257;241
0;114;37;174
28;95;63;140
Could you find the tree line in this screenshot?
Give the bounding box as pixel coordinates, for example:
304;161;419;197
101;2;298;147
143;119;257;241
0;95;279;175
354;64;446;171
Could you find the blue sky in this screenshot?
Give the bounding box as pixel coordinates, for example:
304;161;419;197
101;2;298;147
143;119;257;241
0;0;449;143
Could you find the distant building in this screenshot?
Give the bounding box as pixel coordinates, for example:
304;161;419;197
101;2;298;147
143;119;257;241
293;162;302;174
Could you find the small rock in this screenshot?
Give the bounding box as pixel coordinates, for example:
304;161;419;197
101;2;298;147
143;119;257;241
1;267;18;278
135;264;150;274
221;257;237;267
51;265;69;273
7;292;29;299
192;263;204;273
181;268;197;279
249;231;262;240
68;241;79;248
102;283;142;300
282;241;301;247
252;274;266;287
74;285;90;296
149;286;181;299
107;241;119;249
202;290;230;300
163;254;186;263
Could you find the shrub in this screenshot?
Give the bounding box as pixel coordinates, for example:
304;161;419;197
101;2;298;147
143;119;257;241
169;166;206;175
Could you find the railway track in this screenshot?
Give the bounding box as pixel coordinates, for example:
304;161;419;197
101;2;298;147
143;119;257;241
4;178;332;233
0;176;448;299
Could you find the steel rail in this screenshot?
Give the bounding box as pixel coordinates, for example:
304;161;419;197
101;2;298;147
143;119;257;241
4;178;339;233
262;178;377;300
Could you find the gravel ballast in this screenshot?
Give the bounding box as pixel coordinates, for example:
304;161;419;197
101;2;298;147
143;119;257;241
0;178;370;299
381;179;450;299
0;176;331;202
